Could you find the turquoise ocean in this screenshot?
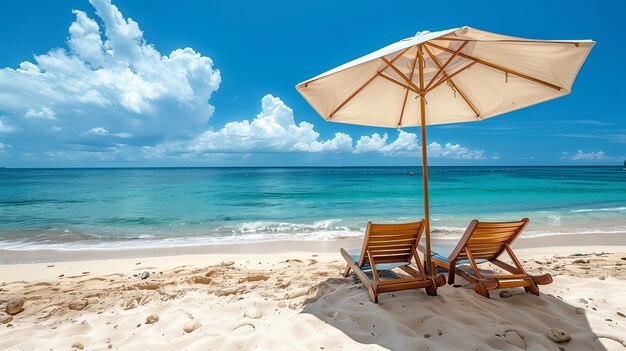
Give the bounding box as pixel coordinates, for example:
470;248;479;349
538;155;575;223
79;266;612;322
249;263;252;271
1;166;625;250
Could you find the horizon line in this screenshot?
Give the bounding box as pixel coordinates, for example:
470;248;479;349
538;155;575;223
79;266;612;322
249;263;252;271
1;165;624;170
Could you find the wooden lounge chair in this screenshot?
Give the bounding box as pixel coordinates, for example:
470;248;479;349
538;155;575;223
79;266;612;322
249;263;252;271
340;220;446;303
419;218;552;298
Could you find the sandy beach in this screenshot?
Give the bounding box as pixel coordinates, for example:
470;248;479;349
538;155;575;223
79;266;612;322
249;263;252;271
0;0;622;350
1;233;625;351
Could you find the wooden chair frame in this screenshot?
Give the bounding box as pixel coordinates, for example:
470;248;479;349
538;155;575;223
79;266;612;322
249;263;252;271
419;218;552;298
341;220;445;303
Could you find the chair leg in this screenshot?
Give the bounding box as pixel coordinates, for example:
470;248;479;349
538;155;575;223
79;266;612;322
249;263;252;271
435;274;446;287
368;286;378;303
425;277;437;296
447;261;456;285
475;282;490;298
425;274;446;296
524;279;540;296
343;265;351;277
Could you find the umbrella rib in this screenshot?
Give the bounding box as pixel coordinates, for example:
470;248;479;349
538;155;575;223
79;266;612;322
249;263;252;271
424;45;480;118
425;42;563;91
398;48;420;128
380;57;421;93
377;73;420;94
424;41;469;92
426;61;477;93
431;37;581;47
328;47;413;119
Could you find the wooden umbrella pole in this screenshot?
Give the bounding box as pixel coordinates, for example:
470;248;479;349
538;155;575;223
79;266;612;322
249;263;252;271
417;44;433;275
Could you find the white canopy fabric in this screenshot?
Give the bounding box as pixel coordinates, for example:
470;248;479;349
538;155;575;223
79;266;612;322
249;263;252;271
296;26;594;128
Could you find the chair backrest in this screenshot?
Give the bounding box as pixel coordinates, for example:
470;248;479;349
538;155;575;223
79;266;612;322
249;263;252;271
358;220;425;267
451;218;529;261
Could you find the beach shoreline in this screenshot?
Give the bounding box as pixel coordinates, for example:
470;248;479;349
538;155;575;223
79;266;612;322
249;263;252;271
1;231;624;265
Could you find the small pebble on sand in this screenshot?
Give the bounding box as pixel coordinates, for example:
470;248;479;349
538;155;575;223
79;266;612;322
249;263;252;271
183;320;201;333
244;309;262;319
68;299;89;311
5;297;25;315
499;291;512;298
146;314;159;324
71;342;84;350
545;328;571;343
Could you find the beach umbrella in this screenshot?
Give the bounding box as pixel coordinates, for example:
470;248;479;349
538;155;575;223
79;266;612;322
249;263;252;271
295;26;594;274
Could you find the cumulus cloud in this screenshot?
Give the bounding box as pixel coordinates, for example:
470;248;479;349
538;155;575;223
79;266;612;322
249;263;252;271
149;95;353;156
82;127;132;138
0;0;493;165
354;131;487;159
561;150;624;162
0;0;220;154
25;107;57;120
427;142;486;160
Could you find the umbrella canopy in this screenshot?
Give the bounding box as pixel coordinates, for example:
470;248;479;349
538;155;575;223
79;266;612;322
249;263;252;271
295;26;594;275
296;27;593;128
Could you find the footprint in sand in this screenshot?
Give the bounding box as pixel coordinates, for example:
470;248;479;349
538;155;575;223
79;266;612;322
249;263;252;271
231;323;255;335
24;282;52;288
134;282;160;290
187;276;212;285
215;286;244;297
122;298;138;310
239;274;269;283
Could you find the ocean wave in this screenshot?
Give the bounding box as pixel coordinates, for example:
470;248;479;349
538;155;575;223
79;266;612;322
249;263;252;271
570;207;626;213
1;218;625;251
213;219;362;235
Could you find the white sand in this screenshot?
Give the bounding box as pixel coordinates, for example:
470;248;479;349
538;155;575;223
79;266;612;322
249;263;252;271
1;236;625;350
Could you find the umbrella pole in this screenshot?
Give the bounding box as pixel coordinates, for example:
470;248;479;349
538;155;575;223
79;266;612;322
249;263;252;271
420;111;432;276
417;45;433;276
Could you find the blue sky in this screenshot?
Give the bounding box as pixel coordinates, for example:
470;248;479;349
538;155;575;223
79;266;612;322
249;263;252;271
0;0;624;167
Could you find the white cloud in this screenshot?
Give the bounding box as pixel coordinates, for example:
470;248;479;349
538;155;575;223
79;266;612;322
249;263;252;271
427;141;486;160
83;127;132;138
0;0;494;165
0;0;220;153
354;133;388;153
83;127;110;136
354;131;486;159
561;150;624;162
0;119;15;133
150;94;353;156
25;107;57;120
